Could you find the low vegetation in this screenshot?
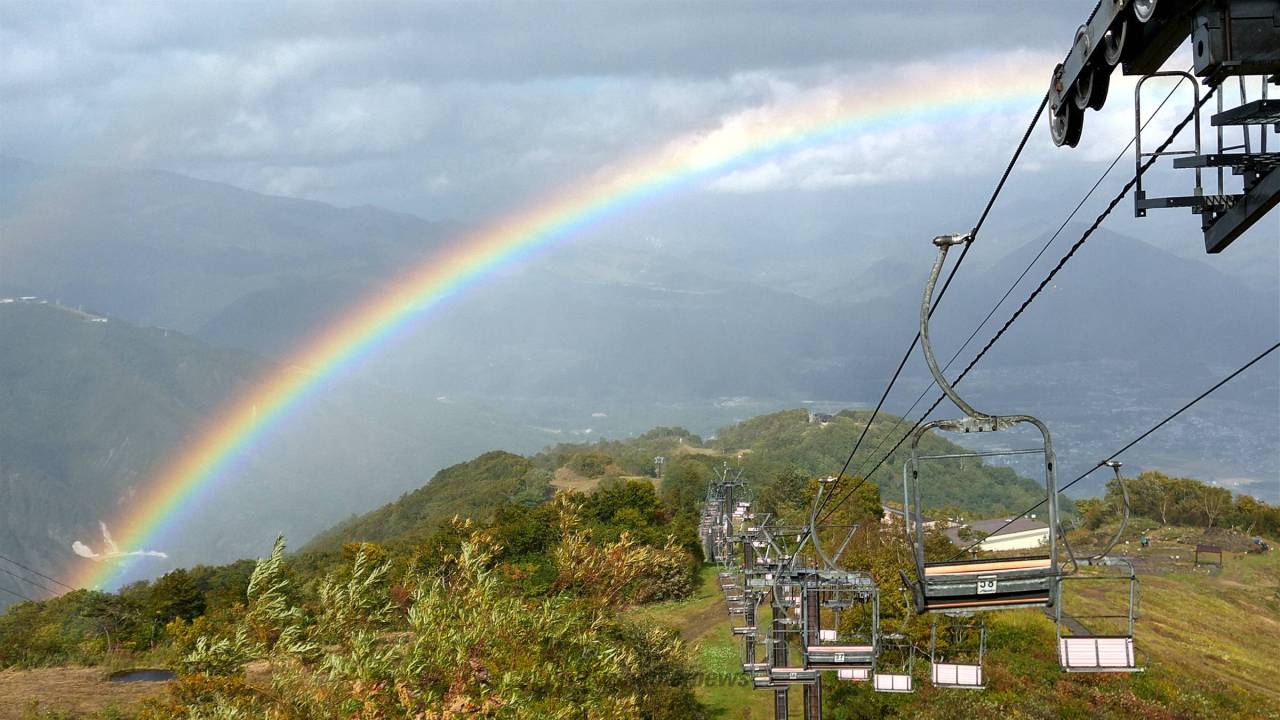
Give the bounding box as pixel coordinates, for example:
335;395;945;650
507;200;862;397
1;410;1275;718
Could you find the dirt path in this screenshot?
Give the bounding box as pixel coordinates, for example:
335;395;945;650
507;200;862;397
0;666;168;719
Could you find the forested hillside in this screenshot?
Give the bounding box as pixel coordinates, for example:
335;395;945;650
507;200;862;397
1;410;1277;718
0;302;553;607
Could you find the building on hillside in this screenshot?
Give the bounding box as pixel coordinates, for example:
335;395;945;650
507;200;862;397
808;411;834;425
943;517;1049;553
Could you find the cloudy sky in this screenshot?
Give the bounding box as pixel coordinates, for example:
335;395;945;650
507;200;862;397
2;2;1103;215
3;0;1272;271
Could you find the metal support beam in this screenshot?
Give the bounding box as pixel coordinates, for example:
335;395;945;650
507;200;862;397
773;602;789;719
803;681;822;720
1204;167;1280;252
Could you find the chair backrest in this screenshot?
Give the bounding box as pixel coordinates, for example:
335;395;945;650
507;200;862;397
838;668;869;681
819;628;838;641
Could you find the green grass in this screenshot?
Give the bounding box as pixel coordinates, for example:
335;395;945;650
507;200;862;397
640;541;1280;720
631;566;773;718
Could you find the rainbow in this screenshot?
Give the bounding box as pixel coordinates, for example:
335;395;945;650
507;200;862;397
73;56;1047;590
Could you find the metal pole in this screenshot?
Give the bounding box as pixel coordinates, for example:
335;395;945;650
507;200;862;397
772;595;788;719
744;542;756;668
803;581;822;720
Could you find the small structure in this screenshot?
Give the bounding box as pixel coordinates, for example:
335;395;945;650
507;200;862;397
944;517;1050;554
808;411;834;425
1194;543;1223;568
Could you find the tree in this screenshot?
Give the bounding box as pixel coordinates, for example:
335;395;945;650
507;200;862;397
1200;485;1232;531
149;569;207;625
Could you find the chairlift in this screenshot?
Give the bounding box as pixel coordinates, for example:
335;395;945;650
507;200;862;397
902;233;1070;614
872;632;915;693
928;614;986;689
1056;462;1144;673
802;571;879;671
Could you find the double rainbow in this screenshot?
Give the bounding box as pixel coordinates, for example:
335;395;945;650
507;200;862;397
73;58;1046;590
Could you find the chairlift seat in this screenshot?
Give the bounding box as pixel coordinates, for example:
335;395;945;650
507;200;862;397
805;644;875;668
838;668;870;681
931;662;984;689
732;625;757;636
1058;637;1140;672
923;557;1052;575
768;667;820;684
743;662;769;673
919;555;1056;612
873;673;913;693
818;629;838;642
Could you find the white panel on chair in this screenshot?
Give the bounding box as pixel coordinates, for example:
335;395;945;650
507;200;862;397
1059;637;1135;669
932;662;983;688
838;668;869;681
819;629;838;641
873;673;912;693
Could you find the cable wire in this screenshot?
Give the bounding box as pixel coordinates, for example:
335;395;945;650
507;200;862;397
819;83;1219;525
848;79;1187;484
947;339;1279;560
0;565;56;596
0;582;34;603
0;552;76;591
811;89;1050;523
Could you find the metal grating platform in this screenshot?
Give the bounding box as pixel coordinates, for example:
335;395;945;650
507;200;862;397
1211;99;1280;126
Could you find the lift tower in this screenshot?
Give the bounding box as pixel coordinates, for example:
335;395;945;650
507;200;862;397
1048;0;1278;252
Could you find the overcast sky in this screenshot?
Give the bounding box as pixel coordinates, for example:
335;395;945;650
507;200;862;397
1;2;1101;215
2;1;1272;270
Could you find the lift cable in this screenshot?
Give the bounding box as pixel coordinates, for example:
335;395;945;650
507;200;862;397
0;565;57;596
0;582;34;604
946;339;1279;561
847;79;1187;485
811;89;1050;523
817;84;1219;527
0;551;76;591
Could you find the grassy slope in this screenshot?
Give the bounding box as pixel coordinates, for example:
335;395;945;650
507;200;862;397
631;566;773;719
650;547;1280;719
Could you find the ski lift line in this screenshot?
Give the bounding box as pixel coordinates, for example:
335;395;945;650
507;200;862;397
816;240;972;519
946;339;1279;562
0;564;57;596
812;89;1052;524
971;89;1051;240
0;552;76;591
0;582;34;603
819;87;1219;528
846;77;1188;487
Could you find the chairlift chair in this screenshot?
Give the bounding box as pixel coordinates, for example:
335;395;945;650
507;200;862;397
872;632;916;693
1056;461;1144;673
928;614;986;689
801;571;879;670
902;233;1070;615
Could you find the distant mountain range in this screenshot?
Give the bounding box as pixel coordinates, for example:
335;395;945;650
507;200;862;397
0;156;1275;603
0;301;556;607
